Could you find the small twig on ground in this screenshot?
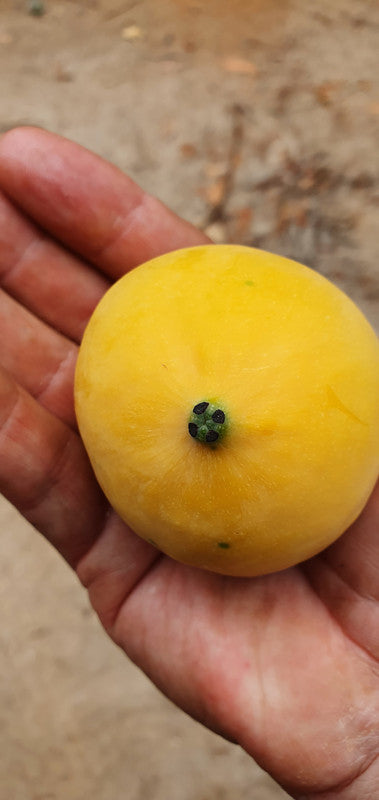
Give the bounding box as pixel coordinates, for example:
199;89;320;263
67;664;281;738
204;103;245;228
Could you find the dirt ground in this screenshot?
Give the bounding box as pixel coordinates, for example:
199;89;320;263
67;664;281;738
0;1;378;798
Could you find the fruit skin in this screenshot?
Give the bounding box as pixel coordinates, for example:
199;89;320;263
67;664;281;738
75;245;379;577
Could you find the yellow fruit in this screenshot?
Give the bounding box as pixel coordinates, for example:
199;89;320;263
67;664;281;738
75;245;379;576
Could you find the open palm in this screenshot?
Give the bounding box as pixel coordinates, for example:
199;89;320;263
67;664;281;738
0;128;377;800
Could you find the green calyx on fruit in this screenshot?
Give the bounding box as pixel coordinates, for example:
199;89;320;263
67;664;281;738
188;401;227;445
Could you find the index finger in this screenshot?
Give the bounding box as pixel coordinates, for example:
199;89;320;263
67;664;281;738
0;127;209;279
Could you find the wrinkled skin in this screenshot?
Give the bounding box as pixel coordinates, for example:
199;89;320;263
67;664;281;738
0;127;378;800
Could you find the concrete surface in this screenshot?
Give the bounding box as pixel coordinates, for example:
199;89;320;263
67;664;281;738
0;0;378;798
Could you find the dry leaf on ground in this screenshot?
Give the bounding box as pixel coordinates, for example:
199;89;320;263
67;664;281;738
122;25;144;40
223;57;257;76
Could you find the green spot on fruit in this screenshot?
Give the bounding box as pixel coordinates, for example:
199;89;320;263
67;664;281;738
218;542;231;549
188;401;227;445
245;280;254;286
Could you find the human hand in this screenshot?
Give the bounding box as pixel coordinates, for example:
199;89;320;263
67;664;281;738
0;127;377;800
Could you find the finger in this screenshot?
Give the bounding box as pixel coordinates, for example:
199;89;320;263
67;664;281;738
0;127;209;279
325;479;379;602
0;190;109;342
0;363;106;567
305;480;379;659
0;289;77;428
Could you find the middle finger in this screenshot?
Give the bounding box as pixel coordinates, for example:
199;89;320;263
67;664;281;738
0;190;110;343
0;288;77;428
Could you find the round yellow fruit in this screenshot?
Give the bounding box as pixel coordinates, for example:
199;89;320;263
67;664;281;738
75;245;379;576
